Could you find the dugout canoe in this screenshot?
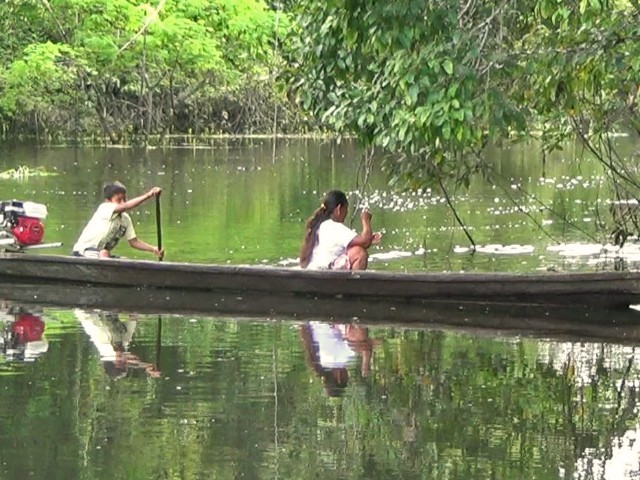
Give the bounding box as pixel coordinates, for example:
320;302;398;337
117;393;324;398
3;284;640;344
0;253;639;310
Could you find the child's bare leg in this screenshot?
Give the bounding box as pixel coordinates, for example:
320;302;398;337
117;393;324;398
347;246;368;270
99;249;111;258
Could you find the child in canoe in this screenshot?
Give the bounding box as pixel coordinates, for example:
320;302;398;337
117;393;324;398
72;182;164;259
300;189;381;270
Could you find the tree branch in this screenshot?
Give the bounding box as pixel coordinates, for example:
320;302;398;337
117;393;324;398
117;0;167;56
438;176;476;250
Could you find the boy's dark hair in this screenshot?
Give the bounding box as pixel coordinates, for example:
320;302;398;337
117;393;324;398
103;182;127;200
103;361;127;379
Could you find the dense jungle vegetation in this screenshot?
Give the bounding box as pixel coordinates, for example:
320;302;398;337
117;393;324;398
0;0;296;144
2;1;640;207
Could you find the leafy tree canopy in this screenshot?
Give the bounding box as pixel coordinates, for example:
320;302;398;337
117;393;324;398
293;0;640;194
0;0;290;142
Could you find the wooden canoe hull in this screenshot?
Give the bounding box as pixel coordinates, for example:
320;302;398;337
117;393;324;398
0;253;640;309
2;281;640;344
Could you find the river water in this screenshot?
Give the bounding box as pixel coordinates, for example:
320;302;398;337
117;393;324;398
0;140;639;479
0;138;634;271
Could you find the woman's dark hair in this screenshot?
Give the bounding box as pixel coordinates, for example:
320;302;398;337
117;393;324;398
299;189;348;268
320;368;349;397
299;324;349;397
103;181;127;200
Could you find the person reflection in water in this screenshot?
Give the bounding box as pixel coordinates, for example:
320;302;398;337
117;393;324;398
74;309;160;379
300;322;377;397
0;303;49;362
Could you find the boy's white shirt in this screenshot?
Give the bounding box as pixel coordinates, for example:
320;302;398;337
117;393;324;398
73;202;136;253
74;309;136;361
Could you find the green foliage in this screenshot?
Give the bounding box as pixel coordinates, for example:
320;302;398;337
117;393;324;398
0;0;293;143
0;312;638;479
293;1;528;188
293;0;640;192
1;42;78;114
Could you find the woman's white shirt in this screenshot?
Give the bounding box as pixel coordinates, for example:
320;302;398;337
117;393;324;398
307;219;357;270
309;322;356;368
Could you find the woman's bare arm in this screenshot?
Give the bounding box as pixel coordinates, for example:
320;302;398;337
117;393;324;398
348;210;374;248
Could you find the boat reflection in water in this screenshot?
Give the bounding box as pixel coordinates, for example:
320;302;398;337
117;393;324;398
300;322;379;397
0;302;48;362
74;309;161;379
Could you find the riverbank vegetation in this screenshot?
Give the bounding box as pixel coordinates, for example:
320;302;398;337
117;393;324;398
3;1;640;220
3;1;639;156
0;0;302;145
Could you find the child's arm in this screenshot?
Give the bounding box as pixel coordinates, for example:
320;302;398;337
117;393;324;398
113;187;162;213
128;238;164;259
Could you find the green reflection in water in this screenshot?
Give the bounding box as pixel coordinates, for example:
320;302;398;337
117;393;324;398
0;138;628;272
0;307;638;479
0;139;635;478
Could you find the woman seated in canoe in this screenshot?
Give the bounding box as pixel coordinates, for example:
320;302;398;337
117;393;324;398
72;182;164;259
300;189;381;270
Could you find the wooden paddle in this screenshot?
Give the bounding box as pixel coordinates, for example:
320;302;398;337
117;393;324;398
155;194;163;262
155;194;163;372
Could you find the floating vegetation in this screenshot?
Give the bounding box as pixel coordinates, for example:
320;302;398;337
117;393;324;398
542;242;640;267
0;166;58;180
547;243;608;256
370;250;413;260
454;244;535;255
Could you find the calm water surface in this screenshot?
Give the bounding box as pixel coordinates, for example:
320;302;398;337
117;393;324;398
0;138;634;271
1;306;639;479
1;140;640;479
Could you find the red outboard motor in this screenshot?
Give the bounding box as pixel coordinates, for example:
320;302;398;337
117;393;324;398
0;200;47;248
12;313;45;343
13;215;45;245
0;308;48;362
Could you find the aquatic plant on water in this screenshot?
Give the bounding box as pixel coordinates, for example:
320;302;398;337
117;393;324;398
0;166;58;180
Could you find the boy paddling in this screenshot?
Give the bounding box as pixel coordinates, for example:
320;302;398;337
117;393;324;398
72;182;165;259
